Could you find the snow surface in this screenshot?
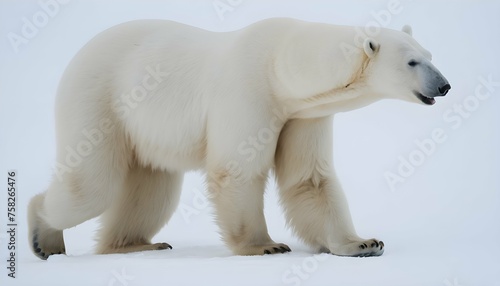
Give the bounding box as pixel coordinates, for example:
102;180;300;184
1;0;499;285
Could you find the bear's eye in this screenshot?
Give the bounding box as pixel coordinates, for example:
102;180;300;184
408;60;418;67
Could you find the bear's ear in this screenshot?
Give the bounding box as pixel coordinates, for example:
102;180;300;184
363;38;379;58
402;25;413;36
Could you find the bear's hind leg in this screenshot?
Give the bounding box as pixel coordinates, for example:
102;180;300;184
29;112;133;260
28;192;65;260
96;165;183;254
28;166;127;260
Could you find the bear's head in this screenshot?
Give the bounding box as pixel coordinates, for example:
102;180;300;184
362;25;451;106
271;22;451;118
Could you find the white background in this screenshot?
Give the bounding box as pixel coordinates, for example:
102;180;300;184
0;0;499;285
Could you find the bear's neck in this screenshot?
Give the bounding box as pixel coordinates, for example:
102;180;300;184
283;80;382;118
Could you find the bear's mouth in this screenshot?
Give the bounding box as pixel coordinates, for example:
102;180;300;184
414;91;436;105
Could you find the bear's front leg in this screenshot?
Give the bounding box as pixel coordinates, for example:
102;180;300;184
205;94;291;255
279;174;384;257
207;170;291;255
275;117;384;257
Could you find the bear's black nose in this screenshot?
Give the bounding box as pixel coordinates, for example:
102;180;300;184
438;83;451;96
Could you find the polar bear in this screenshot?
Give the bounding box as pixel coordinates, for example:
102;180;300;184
28;18;450;260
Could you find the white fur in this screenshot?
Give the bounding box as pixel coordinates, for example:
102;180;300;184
28;18;448;259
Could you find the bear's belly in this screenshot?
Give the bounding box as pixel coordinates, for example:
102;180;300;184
123;99;208;172
132;137;206;171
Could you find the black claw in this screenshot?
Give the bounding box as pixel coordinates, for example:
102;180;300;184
379;241;384;248
57;251;62;255
276;247;288;253
280;246;291;252
32;233;39;249
168;245;173;250
264;250;271;255
40;252;46;258
359;244;365;249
